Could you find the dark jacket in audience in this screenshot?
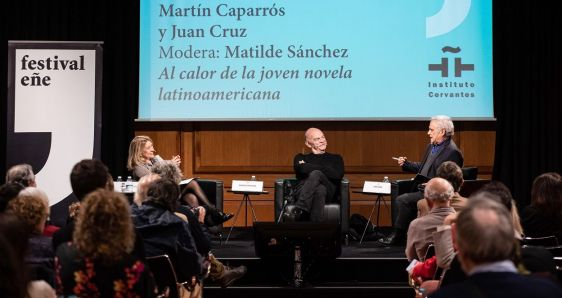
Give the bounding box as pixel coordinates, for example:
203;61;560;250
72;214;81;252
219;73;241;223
175;204;212;256
27;233;55;286
521;205;562;242
132;202;202;280
431;271;562;298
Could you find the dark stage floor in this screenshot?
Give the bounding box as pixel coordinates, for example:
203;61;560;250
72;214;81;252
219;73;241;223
211;228;407;259
205;227;413;297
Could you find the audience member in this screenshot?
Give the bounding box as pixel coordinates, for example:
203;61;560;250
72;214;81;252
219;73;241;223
151;160;232;226
285;127;344;222
51;159;148;262
417;184;529;296
5;163;36;187
381;116;463;245
406;177;456;261
0;182;25;212
417;161;467;217
133;178;246;288
5;164;60;235
52;159;112;250
136;169;247;288
477;181;524;238
55;189;156;297
7;187;55;286
0;213;56;298
133;173;161;207
431;196;562;298
521;172;562;242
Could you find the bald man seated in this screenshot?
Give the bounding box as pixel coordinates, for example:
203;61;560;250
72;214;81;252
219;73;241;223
285;128;344;222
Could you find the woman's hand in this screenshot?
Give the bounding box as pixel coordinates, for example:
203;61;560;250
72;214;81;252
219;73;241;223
171;155;181;166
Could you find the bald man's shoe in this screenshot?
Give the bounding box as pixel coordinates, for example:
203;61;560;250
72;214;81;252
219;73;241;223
378;230;406;246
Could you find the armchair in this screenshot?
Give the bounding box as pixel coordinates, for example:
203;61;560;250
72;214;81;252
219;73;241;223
274;178;350;235
183;179;224;235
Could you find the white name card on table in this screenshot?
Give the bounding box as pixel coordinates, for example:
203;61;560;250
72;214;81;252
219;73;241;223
232;180;264;192
363;181;391;194
114;181;138;193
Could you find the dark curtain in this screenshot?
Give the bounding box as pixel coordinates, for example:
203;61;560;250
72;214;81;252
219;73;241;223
2;1;562;211
1;0;138;179
493;3;562;208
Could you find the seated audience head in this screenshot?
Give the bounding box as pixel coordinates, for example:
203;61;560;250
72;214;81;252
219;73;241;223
530;172;562;217
436;161;464;192
151;160;182;184
0;213;30;298
424;177;454;208
0;182;25;212
127;135;154;170
304;127;327;154
473;181;523;236
429;115;454;144
455;196;515;273
73;189;134;264
134;174;161;206
6;187;50;234
475;181;514;211
145;178;180;211
70;159;110;201
5;164;36;187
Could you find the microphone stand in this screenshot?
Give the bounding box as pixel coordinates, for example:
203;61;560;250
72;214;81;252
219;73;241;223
277;181;293;223
277;199;289;223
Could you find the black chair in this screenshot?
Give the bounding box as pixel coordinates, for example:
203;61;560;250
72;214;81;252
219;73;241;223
521;235;560;248
146;254;200;298
185;179;224;236
274;178;350;237
461;167;478;180
546;246;562;257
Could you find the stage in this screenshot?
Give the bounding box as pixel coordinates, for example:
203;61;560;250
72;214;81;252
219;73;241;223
204;227;413;298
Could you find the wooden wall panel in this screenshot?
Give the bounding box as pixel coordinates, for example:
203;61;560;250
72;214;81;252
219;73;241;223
135;121;495;226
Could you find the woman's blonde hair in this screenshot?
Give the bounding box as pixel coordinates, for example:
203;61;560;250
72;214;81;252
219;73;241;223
73;189;134;264
7;187;49;233
127;135;153;170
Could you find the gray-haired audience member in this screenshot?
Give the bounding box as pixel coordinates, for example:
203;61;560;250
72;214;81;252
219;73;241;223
6;164;36;187
431;196;562;298
417;161;467;217
406;177;456;261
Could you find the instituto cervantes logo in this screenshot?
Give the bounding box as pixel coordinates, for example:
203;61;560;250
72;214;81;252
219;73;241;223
426;46;476;99
428;46;474;77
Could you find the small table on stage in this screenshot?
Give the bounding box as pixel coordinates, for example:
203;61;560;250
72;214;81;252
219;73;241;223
226;190;269;243
353;191;391;244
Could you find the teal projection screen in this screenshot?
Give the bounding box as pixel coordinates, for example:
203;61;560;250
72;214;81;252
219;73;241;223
139;0;493;121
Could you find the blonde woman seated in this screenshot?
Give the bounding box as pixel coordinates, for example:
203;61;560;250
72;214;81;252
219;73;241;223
128;135;233;226
55;189;156;297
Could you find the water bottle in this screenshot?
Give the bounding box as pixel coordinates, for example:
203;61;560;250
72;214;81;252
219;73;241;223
125;176;133;192
116;176;125;192
251;175;256;181
383;176;390;183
